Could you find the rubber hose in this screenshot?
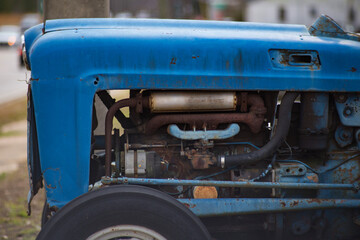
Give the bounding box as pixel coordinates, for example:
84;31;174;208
218;92;299;168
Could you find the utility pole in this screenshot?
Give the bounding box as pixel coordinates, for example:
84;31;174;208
42;0;110;135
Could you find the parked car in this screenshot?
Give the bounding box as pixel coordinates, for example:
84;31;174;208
0;25;20;47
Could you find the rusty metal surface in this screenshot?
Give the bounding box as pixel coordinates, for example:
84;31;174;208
144;93;266;134
178;198;360;217
334;94;360;127
298;93;329;150
185;148;217;169
269;49;321;71
309;14;360;41
143;112;265;135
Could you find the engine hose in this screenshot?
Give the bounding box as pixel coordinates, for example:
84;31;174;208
218;92;299;168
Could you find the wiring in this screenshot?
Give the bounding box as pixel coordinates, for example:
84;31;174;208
277;153;360;175
249;154;276;182
321;153;360;174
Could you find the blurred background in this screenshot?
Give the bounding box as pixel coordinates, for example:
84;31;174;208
0;0;359;239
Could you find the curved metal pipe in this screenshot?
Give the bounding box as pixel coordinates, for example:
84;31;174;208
247;94;269;115
143;93;266;135
105;98;138;176
97;91;135;129
218;92;299;168
144;112;265;135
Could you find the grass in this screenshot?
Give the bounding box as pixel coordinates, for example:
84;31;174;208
0;173;6;182
0;97;27;130
0;161;44;240
0;130;24;138
5;198;28;223
0;196;40;239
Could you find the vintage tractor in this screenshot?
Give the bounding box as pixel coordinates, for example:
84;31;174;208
24;15;360;239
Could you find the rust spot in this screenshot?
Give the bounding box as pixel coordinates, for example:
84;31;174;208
348;67;357;72
306;199;326;204
306;174;319;183
290;200;299;207
45;183;56;189
280;201;286;207
183;203;196;208
170;57;177;65
30;78;39;81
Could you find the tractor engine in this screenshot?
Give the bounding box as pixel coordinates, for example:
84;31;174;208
90;90;360;239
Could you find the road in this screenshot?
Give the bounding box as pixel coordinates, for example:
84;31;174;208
0;47;28;174
0;47;29;104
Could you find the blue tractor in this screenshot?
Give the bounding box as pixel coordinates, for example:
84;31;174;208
24;15;360;239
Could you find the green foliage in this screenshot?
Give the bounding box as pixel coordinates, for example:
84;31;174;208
0;0;38;13
0;173;6;182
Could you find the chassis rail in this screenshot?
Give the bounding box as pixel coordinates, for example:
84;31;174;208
100;177;360;217
101;177;359;191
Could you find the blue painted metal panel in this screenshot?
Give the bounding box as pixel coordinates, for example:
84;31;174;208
25;18;360;92
318;154;360;199
177;198;360;217
31;80;95;208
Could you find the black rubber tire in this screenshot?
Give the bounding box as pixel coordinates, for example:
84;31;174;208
36;185;211;240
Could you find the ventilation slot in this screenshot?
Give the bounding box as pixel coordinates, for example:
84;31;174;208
289;54;312;65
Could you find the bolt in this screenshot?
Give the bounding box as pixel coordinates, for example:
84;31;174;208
343;107;352;117
342;132;349;139
335;94;347;103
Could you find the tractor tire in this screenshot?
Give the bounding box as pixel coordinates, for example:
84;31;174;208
36;185;211;240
